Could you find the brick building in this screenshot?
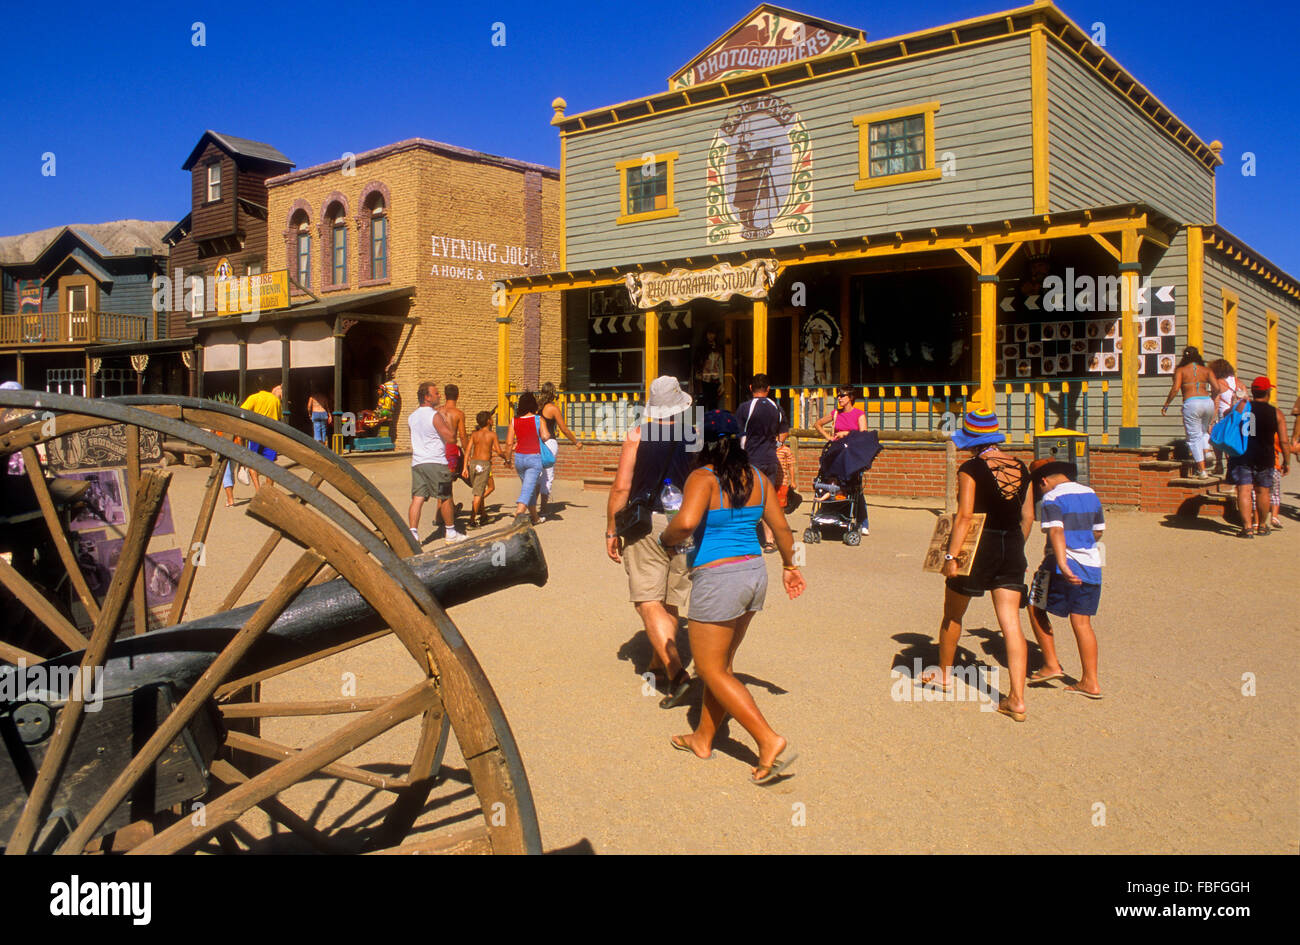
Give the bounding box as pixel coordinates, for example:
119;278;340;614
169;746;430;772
263;138;560;446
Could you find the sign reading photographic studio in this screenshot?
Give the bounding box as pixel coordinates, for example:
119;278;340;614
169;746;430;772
707;94;813;245
213;258;289;316
625;258;779;309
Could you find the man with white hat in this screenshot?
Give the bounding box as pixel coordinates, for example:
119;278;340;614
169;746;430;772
606;376;697;708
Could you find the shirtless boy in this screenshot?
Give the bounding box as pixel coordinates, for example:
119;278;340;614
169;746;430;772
437;384;469;481
1161;346;1216;478
466;411;506;528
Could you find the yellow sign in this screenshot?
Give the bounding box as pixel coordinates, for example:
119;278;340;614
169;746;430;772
215;266;289;316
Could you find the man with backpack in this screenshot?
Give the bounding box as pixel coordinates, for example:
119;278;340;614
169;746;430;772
1226;377;1290;538
735;374;790;553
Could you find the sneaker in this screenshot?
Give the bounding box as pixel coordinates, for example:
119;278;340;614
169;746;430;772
859;525;870;536
445;530;467;543
410;527;420;541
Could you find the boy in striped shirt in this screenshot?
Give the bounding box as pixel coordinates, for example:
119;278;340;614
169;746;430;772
1026;459;1105;699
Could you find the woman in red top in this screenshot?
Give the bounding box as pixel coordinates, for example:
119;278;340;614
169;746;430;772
505;391;546;525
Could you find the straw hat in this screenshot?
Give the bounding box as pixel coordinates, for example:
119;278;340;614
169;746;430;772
645;376;693;419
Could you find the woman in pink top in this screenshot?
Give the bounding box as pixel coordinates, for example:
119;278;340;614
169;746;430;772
814;387;868;441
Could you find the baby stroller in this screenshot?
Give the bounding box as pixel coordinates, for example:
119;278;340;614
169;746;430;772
803;431;881;546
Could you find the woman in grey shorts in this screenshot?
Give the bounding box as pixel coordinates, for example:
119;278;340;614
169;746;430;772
659;411;805;784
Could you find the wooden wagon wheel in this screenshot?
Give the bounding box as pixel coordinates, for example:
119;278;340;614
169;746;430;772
0;391;541;854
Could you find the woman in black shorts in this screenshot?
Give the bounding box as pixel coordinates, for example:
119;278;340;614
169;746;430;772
920;409;1034;721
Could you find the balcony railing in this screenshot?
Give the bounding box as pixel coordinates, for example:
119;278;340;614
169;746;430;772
0;311;151;346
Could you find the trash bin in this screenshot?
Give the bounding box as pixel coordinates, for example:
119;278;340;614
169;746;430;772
1035;428;1089;485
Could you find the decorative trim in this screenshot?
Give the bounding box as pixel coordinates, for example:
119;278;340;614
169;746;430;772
852;102;940;191
615;151;680;224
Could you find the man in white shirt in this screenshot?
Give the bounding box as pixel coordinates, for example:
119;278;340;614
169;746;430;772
408;381;464;544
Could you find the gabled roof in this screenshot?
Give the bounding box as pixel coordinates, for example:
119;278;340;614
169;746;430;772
31;226;114;268
669;4;865;89
182;131;293;171
44;251;115;286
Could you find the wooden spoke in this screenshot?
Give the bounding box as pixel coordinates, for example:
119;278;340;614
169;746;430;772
56;549;325;854
126;424;150;635
248;484;535;854
376;706;451;848
168;457;228;624
0;638;43;665
218;471;326;611
223;731;410;791
218;696;390;718
365;824;491;855
6;469;172;856
131;678;440;855
208;760;346;854
0;556;88;653
214;630;389;699
21;447;100;622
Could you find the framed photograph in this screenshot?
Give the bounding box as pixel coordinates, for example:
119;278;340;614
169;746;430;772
67;470;125;532
923;513;986;575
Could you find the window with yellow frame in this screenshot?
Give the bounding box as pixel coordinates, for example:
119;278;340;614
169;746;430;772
853;102;941;190
616;151;680;224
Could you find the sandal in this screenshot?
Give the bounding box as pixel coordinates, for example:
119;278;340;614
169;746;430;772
659;671;692;709
918;671;952;693
1238;528;1254;539
1028;669;1065;684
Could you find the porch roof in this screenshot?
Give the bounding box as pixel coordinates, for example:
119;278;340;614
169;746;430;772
499;203;1177;293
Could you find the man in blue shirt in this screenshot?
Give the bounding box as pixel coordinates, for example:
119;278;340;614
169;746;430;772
1025;459;1105;699
735;373;789;552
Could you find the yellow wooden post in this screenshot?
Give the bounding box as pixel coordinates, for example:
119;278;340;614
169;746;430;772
1267;311;1278;403
977;243;998;409
1030;24;1050;215
1119;228;1141;444
644;309;659;395
753;299;768;377
1221;290;1238;365
1186;224;1204;350
496;294;511;425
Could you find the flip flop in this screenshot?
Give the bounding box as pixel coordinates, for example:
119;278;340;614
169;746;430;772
670;735;713;760
1028;670;1065;684
996;700;1026;722
918;673;952;693
752;748;798;785
1065;686;1103;700
659;672;693;709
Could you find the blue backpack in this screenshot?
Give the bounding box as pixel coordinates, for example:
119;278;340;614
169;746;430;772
1209;401;1252;458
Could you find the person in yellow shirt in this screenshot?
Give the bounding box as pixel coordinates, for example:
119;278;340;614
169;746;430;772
239;385;282;491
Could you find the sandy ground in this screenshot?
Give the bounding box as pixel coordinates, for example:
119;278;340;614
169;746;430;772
162;455;1297;854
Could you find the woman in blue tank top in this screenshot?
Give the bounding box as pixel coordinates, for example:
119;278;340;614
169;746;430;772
659;411;805;784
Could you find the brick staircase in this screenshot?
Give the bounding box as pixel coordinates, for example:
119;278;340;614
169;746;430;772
1143;446;1237;521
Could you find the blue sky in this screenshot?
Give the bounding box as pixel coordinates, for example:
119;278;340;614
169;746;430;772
3;0;1295;272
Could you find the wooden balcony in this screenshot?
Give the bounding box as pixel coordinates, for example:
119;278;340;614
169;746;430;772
0;311;151;347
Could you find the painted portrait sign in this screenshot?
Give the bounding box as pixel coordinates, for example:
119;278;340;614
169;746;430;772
707;94;812;245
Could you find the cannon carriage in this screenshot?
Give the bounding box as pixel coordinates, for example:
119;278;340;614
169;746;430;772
0;391;543;854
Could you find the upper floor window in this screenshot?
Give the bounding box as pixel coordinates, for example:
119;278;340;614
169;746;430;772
331;215;348;286
852;102;941;190
367;194;388;280
207;163;222;202
616;151;680;224
67;285;88;312
291;210;311;289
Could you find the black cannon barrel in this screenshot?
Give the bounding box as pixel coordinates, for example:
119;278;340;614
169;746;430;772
6;526;546;701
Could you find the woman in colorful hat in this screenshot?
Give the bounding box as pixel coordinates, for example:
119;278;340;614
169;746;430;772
920;408;1034;721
